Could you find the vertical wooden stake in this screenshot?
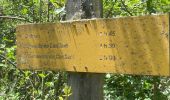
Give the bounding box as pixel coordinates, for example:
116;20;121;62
65;0;104;100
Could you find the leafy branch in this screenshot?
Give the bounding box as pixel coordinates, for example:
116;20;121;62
120;0;133;16
105;0;116;18
0;54;16;68
0;16;31;22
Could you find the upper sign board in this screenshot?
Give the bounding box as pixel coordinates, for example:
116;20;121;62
16;14;169;76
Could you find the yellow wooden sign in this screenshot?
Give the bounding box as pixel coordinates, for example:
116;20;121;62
16;14;169;76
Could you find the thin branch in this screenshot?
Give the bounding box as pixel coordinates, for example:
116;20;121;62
0;16;26;21
55;72;63;97
106;6;114;18
0;15;32;22
39;0;42;22
105;0;117;18
54;1;64;7
47;0;50;22
0;54;16;68
120;0;133;16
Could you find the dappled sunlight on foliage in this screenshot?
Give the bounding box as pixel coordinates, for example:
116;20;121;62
0;0;169;99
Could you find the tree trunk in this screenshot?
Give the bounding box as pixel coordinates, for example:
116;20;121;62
65;0;104;100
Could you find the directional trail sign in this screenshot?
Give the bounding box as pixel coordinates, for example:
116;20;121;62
16;14;169;76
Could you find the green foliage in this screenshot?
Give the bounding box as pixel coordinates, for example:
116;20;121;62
0;0;170;99
0;0;68;99
103;0;170;17
104;74;170;99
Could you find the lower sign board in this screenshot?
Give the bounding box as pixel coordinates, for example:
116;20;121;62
16;14;169;76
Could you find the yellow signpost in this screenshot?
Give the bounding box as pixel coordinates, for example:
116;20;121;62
16;14;169;76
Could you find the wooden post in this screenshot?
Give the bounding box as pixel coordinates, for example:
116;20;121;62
65;0;105;100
